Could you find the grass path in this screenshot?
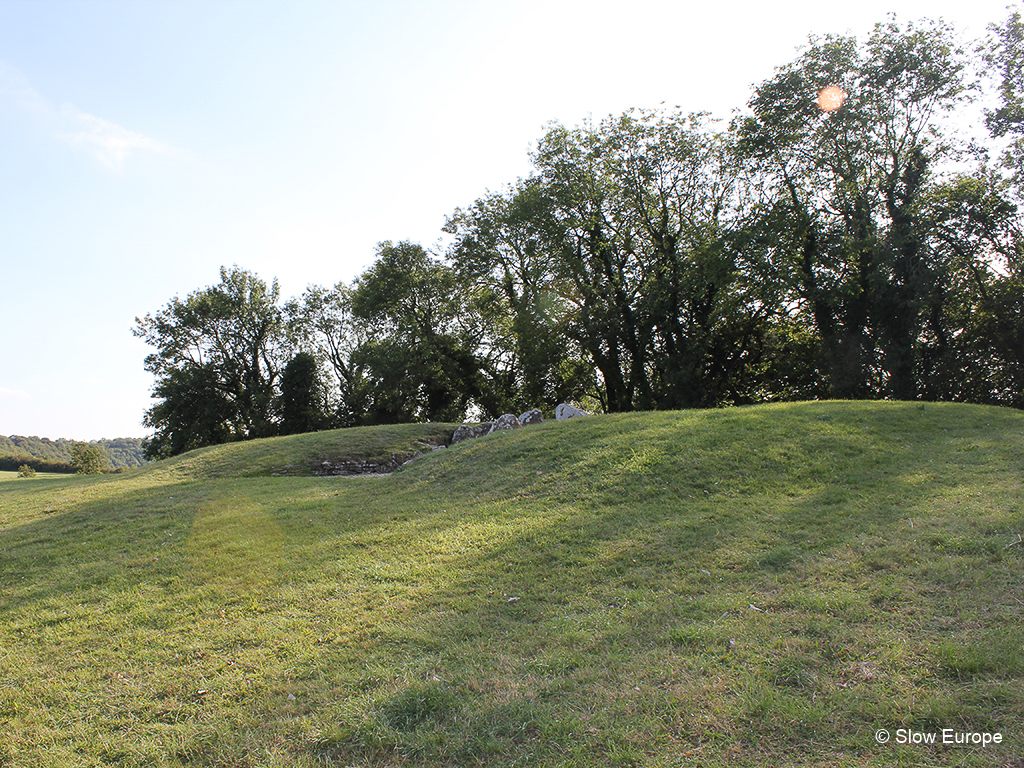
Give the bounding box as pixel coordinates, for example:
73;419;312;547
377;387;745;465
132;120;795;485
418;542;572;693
0;401;1021;766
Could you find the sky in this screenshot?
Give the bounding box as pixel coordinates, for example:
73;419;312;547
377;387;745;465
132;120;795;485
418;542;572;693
0;0;1015;440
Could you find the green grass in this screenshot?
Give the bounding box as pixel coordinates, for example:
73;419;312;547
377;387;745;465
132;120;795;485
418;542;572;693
0;401;1022;766
0;471;68;482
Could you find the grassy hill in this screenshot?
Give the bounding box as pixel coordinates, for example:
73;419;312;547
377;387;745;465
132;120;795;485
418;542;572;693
0;401;1021;767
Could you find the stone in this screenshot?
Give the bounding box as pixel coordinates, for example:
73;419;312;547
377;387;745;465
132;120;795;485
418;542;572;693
451;423;492;443
487;413;521;433
555;403;590;420
519;408;543;425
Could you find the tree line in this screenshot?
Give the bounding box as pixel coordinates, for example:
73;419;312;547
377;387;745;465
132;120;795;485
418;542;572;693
0;436;147;473
135;15;1024;459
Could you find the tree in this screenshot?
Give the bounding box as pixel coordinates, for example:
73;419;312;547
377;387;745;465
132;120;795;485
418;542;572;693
141;363;234;459
283;283;369;427
582;110;764;408
17;464;36;478
278;352;327;435
134;266;286;457
71;442;110;474
126;14;1021;424
912;171;1023;405
985;6;1024;188
349;241;486;423
450;109;761;413
739;18;970;400
446;179;595;413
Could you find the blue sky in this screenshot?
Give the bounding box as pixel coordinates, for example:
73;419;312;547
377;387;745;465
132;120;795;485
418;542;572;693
0;0;1012;440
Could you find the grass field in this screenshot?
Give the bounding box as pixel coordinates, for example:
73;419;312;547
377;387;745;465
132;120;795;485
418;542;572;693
0;471;70;482
0;401;1021;767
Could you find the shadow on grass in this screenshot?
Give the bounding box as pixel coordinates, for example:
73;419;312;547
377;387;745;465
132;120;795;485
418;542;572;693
0;478;202;612
0;401;1021;766
296;401;1024;765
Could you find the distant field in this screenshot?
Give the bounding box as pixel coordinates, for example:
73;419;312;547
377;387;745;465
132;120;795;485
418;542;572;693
0;402;1021;767
0;470;69;481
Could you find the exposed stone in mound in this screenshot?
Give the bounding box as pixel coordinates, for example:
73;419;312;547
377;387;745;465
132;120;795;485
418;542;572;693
314;405;580;475
452;423;492;443
488;414;522;433
519;408;543;425
313;451;415;476
449;406;558;446
555;403;590;420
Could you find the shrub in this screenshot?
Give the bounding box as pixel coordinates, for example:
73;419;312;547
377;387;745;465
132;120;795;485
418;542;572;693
17;464;36;478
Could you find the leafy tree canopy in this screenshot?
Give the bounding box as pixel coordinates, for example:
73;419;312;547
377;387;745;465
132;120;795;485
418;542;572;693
134;266;285;457
70;442;110;474
133;13;1024;457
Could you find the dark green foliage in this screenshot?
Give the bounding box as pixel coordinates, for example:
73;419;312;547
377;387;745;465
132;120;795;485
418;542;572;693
278;352;327;435
133;15;1024;457
283;283;368;427
448;111;764;413
738;18;972;402
135;266;285;457
70;442;110;474
916;173;1024;406
751;318;827;402
446;180;595;413
536;112;759;411
348;241;487;423
968;272;1024;407
0;456;73;473
142;364;235;459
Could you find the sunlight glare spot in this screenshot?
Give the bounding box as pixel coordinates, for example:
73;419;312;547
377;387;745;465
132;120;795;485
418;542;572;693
817;85;846;112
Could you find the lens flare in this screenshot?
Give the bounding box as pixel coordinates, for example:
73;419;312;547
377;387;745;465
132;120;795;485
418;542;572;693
817;85;846;112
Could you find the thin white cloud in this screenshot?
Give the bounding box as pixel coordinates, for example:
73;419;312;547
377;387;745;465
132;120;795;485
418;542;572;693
0;61;48;114
59;103;177;170
0;59;179;170
0;386;31;400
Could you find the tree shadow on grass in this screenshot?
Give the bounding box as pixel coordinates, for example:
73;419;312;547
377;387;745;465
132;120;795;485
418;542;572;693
296;402;1024;765
1;401;1021;766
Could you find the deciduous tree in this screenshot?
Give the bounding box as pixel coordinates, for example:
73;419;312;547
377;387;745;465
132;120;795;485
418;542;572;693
446;179;594;412
70;442;110;474
985;7;1024;188
283;283;368;427
134;266;285;457
349;241;486;423
739;19;970;400
278;351;327;435
452;109;762;412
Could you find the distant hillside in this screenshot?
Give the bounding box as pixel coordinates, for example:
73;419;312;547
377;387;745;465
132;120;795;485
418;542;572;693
0;435;147;472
